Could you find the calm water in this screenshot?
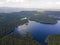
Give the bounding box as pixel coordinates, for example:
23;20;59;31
14;20;60;45
0;11;60;45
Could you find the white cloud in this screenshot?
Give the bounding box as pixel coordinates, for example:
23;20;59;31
0;0;60;9
7;0;25;2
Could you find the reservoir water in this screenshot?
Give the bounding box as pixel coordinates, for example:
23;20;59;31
0;14;60;45
15;20;60;45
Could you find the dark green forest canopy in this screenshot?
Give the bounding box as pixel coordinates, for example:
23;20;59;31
45;35;60;45
0;33;41;45
0;14;28;38
28;15;57;24
0;11;60;45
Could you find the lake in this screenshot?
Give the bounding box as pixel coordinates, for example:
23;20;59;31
14;20;60;45
0;12;60;45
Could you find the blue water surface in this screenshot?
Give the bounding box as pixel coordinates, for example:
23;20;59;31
15;20;60;45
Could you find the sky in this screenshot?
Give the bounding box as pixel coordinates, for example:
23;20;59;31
0;0;60;9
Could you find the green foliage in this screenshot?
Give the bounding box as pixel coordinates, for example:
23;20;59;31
45;35;60;45
24;32;32;40
0;33;41;45
0;11;59;45
0;14;28;38
28;15;57;24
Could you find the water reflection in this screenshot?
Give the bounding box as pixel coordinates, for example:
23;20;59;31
17;23;29;35
0;12;60;45
0;15;28;38
16;20;60;45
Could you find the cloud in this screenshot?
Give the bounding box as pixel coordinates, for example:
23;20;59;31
0;0;60;9
7;0;25;2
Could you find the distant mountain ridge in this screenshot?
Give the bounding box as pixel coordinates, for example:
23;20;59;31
0;7;60;17
0;7;22;13
0;7;60;13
